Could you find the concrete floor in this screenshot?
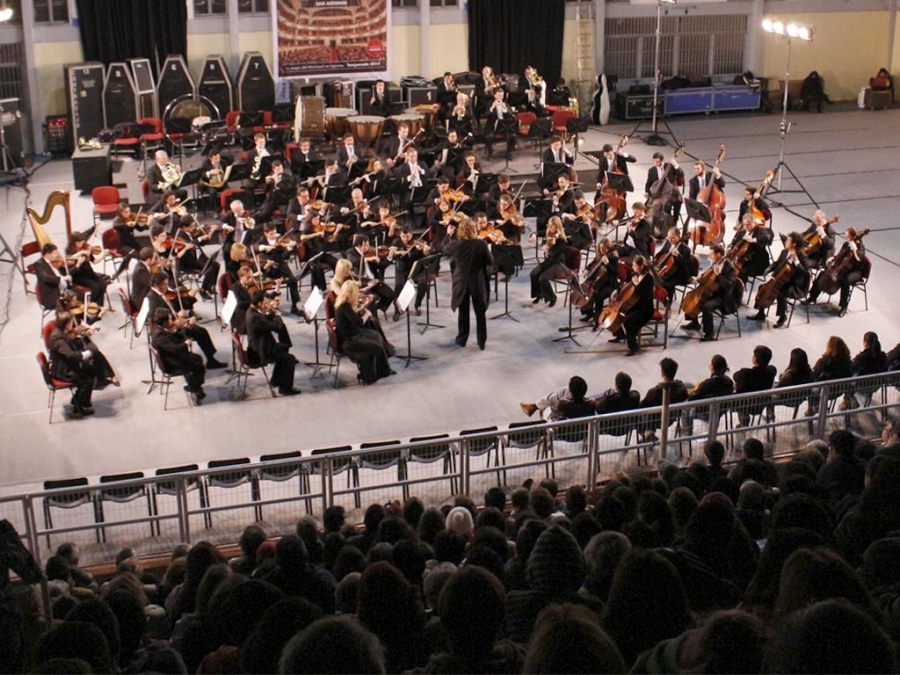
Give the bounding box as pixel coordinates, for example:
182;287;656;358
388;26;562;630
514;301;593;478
2;105;898;502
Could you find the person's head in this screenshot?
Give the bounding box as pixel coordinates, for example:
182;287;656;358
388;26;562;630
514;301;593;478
787;347;811;373
557;174;569;190
568;375;588;402
34;621;114;674
710;353;728;376
744;186;755;201
551;135;563;151
693;160;705;176
455;216;476;240
254;132;266;148
652;152;664;166
877;67;890;78
613;372;631;395
752;345;772;368
632;254;648;277
863;330;881;352
602;143;614;158
632;201;646;216
824;335;850;360
155;149;168;165
335;279;360;308
740;213;755;231
704;440;725;467
279;616;385;674
439;565;507;660
829;428;857;459
709;242;725;262
524;604;626;674
374;79;385;94
659;357;679;382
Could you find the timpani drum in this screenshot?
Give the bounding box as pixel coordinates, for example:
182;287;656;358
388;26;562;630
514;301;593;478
390;112;425;138
325;107;358;140
409;104;440;133
347;115;384;150
293;96;327;140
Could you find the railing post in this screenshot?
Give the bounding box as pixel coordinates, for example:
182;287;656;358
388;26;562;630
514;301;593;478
177;477;190;543
708;400;721;446
815;383;830;438
22;496;42;568
325;458;334;508
461;440;470;496
659;387;671;463
586;418;597;491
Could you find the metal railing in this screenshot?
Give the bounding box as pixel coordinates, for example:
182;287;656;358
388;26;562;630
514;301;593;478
4;371;898;567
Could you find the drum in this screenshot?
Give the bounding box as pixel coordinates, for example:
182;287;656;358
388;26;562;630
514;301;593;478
325;107;357;140
347;115;384;150
294;96;326;140
390;112;425;138
410;104;440;133
163;95;219;136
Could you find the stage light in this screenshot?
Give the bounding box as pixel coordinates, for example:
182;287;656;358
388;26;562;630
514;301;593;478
798;26;813;41
0;7;13;22
762;18;773;32
786;23;799;38
762;17;814;42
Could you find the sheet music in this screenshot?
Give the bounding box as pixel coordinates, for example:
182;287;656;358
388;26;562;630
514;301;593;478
304;286;324;321
136;297;150;336
220;290;238;326
397;280;416;312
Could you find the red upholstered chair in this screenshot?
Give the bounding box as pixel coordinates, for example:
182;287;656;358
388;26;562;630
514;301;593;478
112;122;141;158
92;186;121;223
552;109;576;139
37;352;77;423
138;117;165;157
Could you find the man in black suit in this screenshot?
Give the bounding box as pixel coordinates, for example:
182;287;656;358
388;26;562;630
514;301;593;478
595;142;636;190
246;291;300;396
619;202;653;262
688;159;726;201
369;79;392;117
256;159;296;223
34;243;70;309
645;151;684;223
733;344;777;425
199;148;232;210
379;121;411;169
129;247;155;312
443;217;493;350
290;138;318;176
151;308;207;405
147;272;226;369
684;244;738;342
255;222;302;315
484;89;516;160
336;133;362;174
728;214;773;284
221;199;261;263
145;150;186;207
654;227;693;304
178;221;221;300
343;234;399;320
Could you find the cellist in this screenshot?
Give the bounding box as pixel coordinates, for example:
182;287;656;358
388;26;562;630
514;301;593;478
805;226;867;317
737;186;771;230
654;227;692;304
684;243;737;342
727;214;773;284
607;255;655;357
579;238;620;330
802;210;837;268
749;231;810;327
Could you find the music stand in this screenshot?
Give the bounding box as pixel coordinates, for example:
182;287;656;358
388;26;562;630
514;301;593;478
552;270;581;345
396;279;427;367
541;162;570;192
323;184;350;205
477;172;497;197
228;162;252;184
496;118;519;172
241;110;266;128
415;252;444;334
683;198;712;250
298;159;325;181
179;168;205;214
489;245;520;323
301;286;331;378
348;161;368;182
565;116;591;161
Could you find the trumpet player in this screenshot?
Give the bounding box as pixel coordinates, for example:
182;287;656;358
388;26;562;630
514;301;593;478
438;71;458;121
484;89;515;160
246;132;273;188
146;150;186;206
475;65;501;118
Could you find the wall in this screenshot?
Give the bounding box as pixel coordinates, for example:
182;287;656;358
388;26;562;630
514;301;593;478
391;25;422;79
33;41;83;117
186;33;230;81
759;11;891;100
427;23;468;78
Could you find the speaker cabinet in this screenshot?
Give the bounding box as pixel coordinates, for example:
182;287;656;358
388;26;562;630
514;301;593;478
157;55;195;118
198;55;234;119
128;58;157;120
103;62;139;128
64;62;105;146
236;52;275;111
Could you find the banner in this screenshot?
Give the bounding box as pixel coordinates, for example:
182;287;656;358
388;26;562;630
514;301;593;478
275;0;388;78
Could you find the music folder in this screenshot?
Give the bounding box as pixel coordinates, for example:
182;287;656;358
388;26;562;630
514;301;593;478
604;172;634;193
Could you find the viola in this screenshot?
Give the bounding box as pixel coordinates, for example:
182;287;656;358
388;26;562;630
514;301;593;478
690;145;727;246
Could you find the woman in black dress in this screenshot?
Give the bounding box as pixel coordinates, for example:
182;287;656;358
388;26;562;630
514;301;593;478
334;280;394;385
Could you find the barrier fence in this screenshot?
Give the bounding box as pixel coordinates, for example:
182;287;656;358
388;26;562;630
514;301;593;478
3;372;898;567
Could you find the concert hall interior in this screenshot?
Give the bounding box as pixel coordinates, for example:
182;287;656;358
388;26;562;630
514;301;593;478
0;0;899;569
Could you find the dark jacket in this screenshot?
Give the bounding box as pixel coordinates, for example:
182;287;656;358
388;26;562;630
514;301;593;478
443;237;493;311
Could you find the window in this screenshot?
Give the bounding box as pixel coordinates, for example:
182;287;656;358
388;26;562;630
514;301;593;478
238;0;270;13
392;0;418;8
194;0;226;15
430;0;458;6
34;0;68;23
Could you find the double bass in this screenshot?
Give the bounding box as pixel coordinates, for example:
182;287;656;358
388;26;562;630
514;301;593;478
598;134;629;224
690;145;726;246
818;228;869;295
736;168;776;231
646;144;686;240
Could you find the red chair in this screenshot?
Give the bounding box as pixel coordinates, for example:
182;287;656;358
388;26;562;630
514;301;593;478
552;109;576;139
220;187;246;214
21;240;41;295
102;228;126;277
141;180;150;206
36;352;77;423
285;142;299;165
225;111;241;134
138;117;165;158
515;111;536;138
640;284;670;349
112;122;141;158
92;186;121;223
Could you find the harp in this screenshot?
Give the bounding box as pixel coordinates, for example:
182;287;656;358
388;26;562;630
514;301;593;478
26;190;72;250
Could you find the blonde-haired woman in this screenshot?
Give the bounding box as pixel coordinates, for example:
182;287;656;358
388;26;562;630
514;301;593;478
530;216;568;306
334;280;394;384
443;215;493;350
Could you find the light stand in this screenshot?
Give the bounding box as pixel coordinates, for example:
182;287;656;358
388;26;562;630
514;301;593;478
762;18;818;207
630;0;679;147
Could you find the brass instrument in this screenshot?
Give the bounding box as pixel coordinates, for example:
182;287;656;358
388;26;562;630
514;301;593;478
158;163;183;191
250;148;269;180
27;190;72;249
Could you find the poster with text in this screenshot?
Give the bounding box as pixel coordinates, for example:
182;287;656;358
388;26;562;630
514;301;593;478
276;0;388;78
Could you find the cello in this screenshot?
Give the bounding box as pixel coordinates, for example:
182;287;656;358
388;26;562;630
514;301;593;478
598;134;629;224
680;267;719;318
598;276;639;333
690;145;726;246
818;228;869;295
754;254;798;310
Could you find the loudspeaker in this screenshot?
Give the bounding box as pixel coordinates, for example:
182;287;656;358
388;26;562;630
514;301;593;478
198;55;233;119
64;62;105;146
157;55;195;118
0;98;23;171
129;58;157;120
236;52;275;111
103;62;139;128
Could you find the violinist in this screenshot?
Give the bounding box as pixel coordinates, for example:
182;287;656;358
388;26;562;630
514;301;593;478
334;280;395;384
486;173;512;213
34;243;73;310
152;191;193;235
371;200;400;245
330;258;394;351
493;193;525;244
460;153;482;197
390;227;432;315
474;211;506;244
737;186;771;230
530;217;569;307
484;88;514;161
48;311;119;419
256;159;295;223
344;234;402;321
595;142;636;191
801;210;837;268
684;243;737;342
221;200;260;262
229;265;255;334
298;211;339;291
256;222;303;316
112;202;149;279
654;227;692;303
607;255;655;357
129;247;155;312
618;202;652;262
379;121;411;169
805;226;867;317
369;79;392;117
727;213;773;283
749;231;810;327
227;243;254;282
688;160;725;201
545;173;575;212
427;176;453;209
428;198;458;253
147;271;226;369
151;307;207;406
579;237;620;329
286;187;314;230
149;224;189;282
560;191;594;250
247;290;301;396
178;220;221;300
65;232;110;308
336;133;361;174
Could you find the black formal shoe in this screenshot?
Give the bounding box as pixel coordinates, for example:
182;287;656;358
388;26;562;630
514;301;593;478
532;297;541;304
455;336;467;347
414;306;421;316
478;341;486;351
392;309;401;322
80;406;95;416
608;336;624;344
626;348;640;357
64;405;83;421
774;316;786;328
838;306;848;317
547;297;556;308
207;359;228;370
191;393;203;406
197;390;207;401
199;290;213;301
290;305;304;316
685;319;701;330
700;334;715;342
800;298;814;305
747;311;765;321
279;387;302;396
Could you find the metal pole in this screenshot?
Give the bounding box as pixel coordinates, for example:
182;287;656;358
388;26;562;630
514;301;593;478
647;0;665;146
776;38;792;191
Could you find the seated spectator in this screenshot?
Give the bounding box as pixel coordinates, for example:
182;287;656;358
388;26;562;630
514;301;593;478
524;603;626;674
33;621;115;674
520;375;593;421
703;440;728;482
835;457;900;565
638;357;689;442
505;519;549;591
279;616;386;674
845;330;887;409
730;437;779;488
879;417;900;460
733;345;777;425
229;525;267;576
263;535;337;614
798;70;830;112
55;542;97;593
680;354;733;433
771;347;814;414
592;371;641;416
817;429;865;512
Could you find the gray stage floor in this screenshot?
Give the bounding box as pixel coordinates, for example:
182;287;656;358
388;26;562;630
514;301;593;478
2;106;899;499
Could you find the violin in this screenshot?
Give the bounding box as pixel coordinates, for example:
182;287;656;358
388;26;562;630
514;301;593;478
690;145;727;246
122;210;150;227
443;188;468;203
478;226;505;244
680;267;720;318
803;215;841;254
60;290;104;324
498;205;524;227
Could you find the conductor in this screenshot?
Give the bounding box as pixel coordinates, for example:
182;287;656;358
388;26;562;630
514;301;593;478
443;216;493;351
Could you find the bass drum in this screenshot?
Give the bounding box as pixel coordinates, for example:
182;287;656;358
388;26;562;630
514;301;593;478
294;96;327;141
162;94;220;135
